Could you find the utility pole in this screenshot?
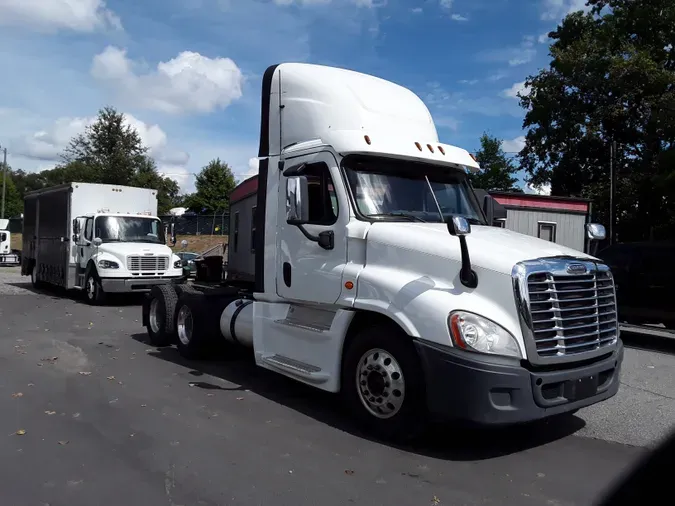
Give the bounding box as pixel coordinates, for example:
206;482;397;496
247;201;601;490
1;145;7;220
609;140;616;245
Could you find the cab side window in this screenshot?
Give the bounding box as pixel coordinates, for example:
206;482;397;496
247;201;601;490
84;218;93;242
305;163;338;225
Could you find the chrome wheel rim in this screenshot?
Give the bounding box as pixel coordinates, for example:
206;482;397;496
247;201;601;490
355;348;405;419
149;298;161;333
176;305;193;346
31;265;37;284
86;276;95;299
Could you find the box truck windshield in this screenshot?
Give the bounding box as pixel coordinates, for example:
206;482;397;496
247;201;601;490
94;216;165;244
343;157;485;224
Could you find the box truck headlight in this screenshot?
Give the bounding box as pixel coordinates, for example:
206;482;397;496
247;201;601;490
448;311;522;358
98;259;119;269
174;260;182;269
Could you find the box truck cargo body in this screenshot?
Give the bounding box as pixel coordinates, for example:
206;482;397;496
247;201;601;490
22;183;183;302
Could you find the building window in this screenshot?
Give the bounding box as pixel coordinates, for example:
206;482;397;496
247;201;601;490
233;212;239;253
251;206;257;253
538;222;557;242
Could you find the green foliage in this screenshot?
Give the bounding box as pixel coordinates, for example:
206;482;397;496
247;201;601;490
468;133;520;191
519;0;675;241
9;106;183;216
1;171;23;218
184;158;236;214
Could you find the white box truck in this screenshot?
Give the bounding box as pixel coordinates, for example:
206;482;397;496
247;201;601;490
143;63;623;440
22;183;184;303
0;218;20;266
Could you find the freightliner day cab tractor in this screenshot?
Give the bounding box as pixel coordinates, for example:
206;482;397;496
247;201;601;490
23;183;184;304
142;63;623;439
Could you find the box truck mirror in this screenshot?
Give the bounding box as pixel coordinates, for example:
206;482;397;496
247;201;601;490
72;219;80;233
93;237;103;247
170;223;177;246
286;176;310;225
447;216;478;289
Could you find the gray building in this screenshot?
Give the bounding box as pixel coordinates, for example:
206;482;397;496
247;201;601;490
228;175;258;282
489;191;592;253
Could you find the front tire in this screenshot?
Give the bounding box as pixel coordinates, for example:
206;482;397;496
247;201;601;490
84;269;105;305
341;324;428;441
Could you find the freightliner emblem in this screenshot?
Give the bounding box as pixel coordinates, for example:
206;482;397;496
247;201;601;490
566;263;587;275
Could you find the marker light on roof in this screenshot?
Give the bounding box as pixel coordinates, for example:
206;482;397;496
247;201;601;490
415;142;422;151
427;144;434;153
364;135;371;145
438;146;445;155
469;153;478;163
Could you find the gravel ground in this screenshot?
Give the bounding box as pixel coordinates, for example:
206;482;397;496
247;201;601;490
1;266;673;506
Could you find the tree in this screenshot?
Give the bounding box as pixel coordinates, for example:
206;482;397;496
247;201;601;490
62;106;148;185
518;0;675;241
185;158;236;214
468;133;520;191
2;172;23;218
131;157;182;215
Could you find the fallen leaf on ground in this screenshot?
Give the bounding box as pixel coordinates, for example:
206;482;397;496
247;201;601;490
41;357;58;362
12;392;23;398
15;429;26;436
236;397;244;400
79;372;92;376
28;383;34;387
345;469;354;475
141;404;147;407
45;411;56;415
432;496;440;505
107;376;115;380
58;440;69;445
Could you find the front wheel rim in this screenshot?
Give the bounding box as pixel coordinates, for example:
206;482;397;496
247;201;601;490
355;348;406;419
86;276;95;299
176;305;193;346
149;298;161;333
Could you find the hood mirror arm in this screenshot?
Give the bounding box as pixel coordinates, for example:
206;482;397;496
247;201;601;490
447;216;478;289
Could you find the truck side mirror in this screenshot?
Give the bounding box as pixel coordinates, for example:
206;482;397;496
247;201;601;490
447;216;478;289
73;219;80;233
286;176;310;225
170;223;177;246
587;223;606;241
93;237;103;247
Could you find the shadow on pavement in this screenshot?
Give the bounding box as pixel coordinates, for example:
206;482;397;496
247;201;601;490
621;332;675;355
6;282;145;306
132;333;587;462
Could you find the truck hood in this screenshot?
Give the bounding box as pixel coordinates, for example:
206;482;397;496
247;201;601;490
97;242;172;256
365;222;594;276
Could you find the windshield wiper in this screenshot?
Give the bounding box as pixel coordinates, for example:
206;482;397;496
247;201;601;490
368;213;427;223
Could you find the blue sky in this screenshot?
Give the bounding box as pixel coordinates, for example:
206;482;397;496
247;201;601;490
0;0;589;193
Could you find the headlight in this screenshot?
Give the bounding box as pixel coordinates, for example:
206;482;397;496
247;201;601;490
98;259;119;269
448;311;522;358
174;260;182;268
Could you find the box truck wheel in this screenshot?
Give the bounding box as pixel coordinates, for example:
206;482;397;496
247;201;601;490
341;324;427;441
31;263;43;289
145;285;179;347
84;269;105;305
174;293;217;360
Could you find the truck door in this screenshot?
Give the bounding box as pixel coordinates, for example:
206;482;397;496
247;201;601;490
76;217;94;275
276;151;347;304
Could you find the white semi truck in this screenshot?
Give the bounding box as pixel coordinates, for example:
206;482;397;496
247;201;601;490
22;183;184;304
142;63;623;439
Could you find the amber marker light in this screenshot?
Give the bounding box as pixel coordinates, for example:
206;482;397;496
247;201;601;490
344;281;354;290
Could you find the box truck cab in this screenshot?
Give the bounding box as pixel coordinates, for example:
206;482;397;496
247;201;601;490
23;183;183;303
0;219;20;266
143;63;623;440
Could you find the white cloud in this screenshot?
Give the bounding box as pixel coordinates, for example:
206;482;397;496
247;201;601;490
440;0;453;9
10;114;190;185
477;37;537;67
273;0;378;6
541;0;591;21
0;0;121;32
526;182;552;195
501;136;526;153
451;14;469;21
91;46;244;115
411;7;423;13
501;81;531;99
538;32;550;43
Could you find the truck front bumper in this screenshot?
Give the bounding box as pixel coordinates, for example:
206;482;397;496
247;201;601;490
100;276;184;293
414;339;623;425
0;254;20;265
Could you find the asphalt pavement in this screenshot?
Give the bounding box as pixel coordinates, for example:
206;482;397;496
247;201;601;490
1;267;673;506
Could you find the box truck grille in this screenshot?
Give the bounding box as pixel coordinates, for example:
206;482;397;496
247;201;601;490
526;270;618;358
127;256;169;272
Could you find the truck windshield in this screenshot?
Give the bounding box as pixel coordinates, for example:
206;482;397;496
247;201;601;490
342;155;486;224
94;216;165;244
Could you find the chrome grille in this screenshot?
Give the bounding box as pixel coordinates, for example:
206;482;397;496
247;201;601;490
526;268;618;357
127;255;169;272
